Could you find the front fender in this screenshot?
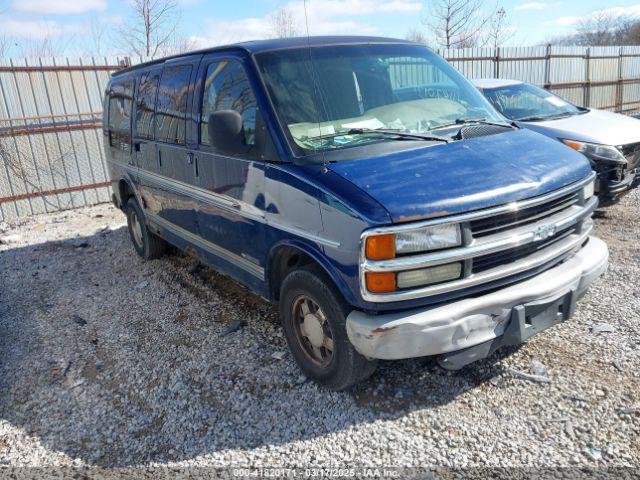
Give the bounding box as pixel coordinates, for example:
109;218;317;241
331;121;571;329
265;238;358;306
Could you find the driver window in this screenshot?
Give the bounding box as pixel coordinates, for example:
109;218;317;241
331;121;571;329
200;60;257;147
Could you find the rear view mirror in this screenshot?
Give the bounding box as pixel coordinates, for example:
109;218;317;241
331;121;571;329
208;110;247;155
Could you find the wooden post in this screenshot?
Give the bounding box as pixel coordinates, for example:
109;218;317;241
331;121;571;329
584;47;591;108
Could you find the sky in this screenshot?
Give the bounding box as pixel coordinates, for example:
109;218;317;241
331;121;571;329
1;0;640;56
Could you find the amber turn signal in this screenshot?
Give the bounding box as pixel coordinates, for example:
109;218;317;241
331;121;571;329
563;139;582;151
365;234;396;260
365;272;397;293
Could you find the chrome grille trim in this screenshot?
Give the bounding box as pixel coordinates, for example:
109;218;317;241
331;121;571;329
363;198;596;273
362;221;592;302
359;172;597;303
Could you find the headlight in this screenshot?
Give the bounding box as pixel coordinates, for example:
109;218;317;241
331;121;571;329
583;181;595;200
364;224;462;260
395;224;462;254
562;139;626;163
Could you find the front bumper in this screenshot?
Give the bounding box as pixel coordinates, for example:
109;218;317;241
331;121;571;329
346;236;608;361
598;169;636;204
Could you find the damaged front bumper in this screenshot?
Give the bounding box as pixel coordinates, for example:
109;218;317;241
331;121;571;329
598;169;637;205
346;236;608;365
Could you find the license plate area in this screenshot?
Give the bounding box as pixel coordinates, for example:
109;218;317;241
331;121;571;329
502;291;575;346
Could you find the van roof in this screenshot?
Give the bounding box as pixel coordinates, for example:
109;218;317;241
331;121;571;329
112;36;415;77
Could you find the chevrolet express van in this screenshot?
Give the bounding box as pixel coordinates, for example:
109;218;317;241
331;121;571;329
104;37;609;390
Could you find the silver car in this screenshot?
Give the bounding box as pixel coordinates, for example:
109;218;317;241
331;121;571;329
473;78;640;204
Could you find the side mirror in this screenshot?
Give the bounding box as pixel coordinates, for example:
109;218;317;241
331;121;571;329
208;110;247;154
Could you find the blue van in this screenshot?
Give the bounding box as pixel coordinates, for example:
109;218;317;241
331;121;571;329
104;37;608;390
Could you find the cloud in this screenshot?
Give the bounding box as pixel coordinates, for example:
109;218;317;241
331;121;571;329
192;0;422;46
514;2;546;11
550;4;640;27
12;0;107;15
0;19;85;39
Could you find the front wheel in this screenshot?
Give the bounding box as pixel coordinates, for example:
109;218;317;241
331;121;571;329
279;265;377;391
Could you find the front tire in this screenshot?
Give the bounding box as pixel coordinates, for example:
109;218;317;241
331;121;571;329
279;265;377;391
126;197;167;260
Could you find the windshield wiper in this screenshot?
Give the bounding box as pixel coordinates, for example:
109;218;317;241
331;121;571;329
516;115;547;122
429;117;513;130
517;112;577;122
547;111;578;120
305;127;450;143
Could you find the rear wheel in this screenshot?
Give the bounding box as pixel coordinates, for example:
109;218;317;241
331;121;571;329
279;265;377;391
126;197;167;260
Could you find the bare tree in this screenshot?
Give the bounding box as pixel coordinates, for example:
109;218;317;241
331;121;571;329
269;7;300;39
0;35;8;57
624;21;640;45
88;16;108;57
157;32;198;57
485;7;514;49
548;12;635;46
116;0;181;58
574;12;630;46
406;28;428;45
425;0;495;49
18;34;72;58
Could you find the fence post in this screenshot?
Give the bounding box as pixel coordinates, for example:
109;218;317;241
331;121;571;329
494;47;500;78
616;46;624;112
584;47;591;108
544;44;551;88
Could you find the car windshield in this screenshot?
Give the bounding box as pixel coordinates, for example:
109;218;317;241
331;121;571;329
482;83;583;121
255;43;505;155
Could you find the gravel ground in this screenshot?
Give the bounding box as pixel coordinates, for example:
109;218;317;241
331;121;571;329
0;188;638;472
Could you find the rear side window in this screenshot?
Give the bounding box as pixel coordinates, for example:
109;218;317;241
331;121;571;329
155;65;192;144
108;78;133;133
134;69;160;140
200;60;257;147
107;78;134;151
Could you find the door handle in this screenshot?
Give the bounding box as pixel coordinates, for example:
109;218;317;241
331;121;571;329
186;152;194;165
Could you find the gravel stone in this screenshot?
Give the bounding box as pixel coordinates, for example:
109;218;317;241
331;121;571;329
1;188;639;469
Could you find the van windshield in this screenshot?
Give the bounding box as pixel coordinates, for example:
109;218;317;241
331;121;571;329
255;43;504;155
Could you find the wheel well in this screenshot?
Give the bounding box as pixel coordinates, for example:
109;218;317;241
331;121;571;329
268;246;317;302
119;179;134;209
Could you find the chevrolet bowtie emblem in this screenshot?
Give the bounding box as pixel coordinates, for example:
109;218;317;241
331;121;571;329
533;223;557;241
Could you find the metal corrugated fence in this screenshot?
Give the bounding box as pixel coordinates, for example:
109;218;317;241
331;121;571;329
439;45;640;112
0;56;134;221
1;46;640;221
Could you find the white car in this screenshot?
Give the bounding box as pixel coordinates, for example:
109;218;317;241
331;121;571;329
473;78;640;204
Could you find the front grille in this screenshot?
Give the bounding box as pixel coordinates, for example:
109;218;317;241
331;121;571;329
359;174;595;302
472;225;577;273
620;142;640;171
469;191;579;238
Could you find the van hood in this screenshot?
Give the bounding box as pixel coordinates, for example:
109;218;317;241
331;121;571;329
521;109;640;146
327;129;592;223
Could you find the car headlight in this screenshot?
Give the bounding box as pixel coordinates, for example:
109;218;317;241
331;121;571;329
365;224;462;260
395;224;462;254
583;180;595;200
562;139;626;164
